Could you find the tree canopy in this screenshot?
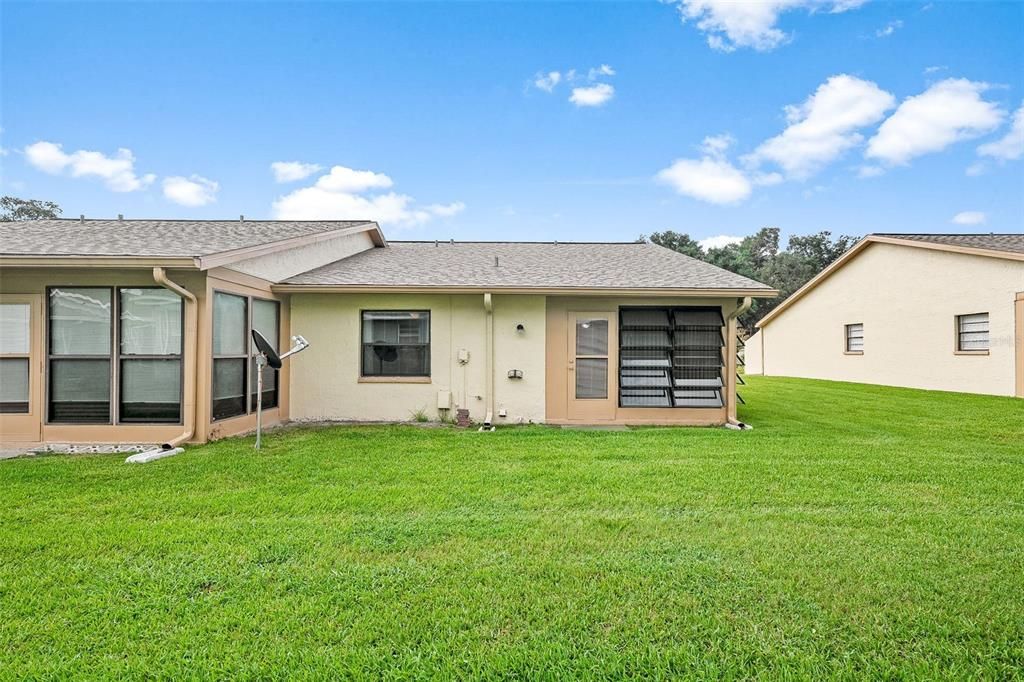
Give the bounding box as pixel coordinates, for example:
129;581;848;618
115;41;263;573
0;196;62;222
643;227;859;334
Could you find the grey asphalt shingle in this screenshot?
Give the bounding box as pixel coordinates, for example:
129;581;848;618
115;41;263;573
874;233;1024;255
0;219;372;257
284;241;774;290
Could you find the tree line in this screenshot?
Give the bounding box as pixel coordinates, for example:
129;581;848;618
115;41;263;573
641;228;859;334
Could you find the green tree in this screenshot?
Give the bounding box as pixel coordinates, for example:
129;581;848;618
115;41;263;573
787;230;858;271
0;196;62;221
644;230;704;259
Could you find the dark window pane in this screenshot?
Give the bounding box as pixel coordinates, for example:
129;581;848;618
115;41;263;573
0;358;29;413
49;288;111;356
362;344;430;376
50;359;111;423
120;288;182;355
213;293;246;356
120;359;181;422
212;358;246;420
250;357;278;410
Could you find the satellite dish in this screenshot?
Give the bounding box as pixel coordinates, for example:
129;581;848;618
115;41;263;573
252;329;283;369
251;329;310;450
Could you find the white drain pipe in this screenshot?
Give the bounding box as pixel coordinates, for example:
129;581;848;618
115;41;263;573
125;268;198;463
480;292;495;431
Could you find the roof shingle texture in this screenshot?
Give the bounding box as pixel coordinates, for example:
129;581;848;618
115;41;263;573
0;219;370;257
285;241;773;290
874;233;1024;255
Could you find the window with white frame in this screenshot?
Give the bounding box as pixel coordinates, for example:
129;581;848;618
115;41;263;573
956;313;989;352
845;323;864;353
0;303;31;414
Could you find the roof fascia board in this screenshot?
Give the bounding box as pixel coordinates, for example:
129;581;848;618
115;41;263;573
196;222;383;271
869;235;1024;262
0;256;198;268
756;234;1024;329
271;284;778;297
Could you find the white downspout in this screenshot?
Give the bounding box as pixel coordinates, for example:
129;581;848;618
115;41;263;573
725;296;753;430
481;292;495;430
126;267;198;462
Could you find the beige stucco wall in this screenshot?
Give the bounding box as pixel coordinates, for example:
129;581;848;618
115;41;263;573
745;330;763;375
288;293;546;424
226;230;376;282
757;243;1024;396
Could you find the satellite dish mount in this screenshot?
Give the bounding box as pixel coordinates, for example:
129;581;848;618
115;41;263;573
252;329;309;450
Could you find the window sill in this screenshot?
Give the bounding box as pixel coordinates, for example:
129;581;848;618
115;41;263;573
358;376;432;384
954;350;989;356
843;351;864;355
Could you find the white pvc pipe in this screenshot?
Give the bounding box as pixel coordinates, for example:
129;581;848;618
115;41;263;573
125;447;184;464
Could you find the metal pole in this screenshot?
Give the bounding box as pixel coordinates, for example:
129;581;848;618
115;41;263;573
255;354;265;450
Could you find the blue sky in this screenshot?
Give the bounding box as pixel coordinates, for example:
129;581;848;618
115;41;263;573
2;1;1022;246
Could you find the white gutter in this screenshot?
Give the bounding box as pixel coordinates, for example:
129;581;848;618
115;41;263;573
480;293;495;431
152;267;198;450
725;297;753;430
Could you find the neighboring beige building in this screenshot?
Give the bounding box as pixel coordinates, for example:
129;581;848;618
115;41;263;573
0;219;776;448
746;234;1024;398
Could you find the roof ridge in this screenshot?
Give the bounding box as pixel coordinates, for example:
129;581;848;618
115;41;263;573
390;240;646;245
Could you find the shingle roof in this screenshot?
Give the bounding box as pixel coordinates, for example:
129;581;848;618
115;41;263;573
283;241;774;291
0;219;373;257
874;233;1024;255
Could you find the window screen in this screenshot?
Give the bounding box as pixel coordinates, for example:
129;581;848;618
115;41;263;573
845;323;864;353
0;303;31;414
957;313;989;351
251;299;280;410
212;292;248;420
120;288;182;422
361;311;430;376
48;288;112;423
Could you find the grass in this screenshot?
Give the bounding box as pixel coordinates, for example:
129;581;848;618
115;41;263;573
1;376;1022;679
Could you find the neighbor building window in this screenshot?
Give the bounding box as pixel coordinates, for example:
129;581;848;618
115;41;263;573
212;292;280;421
956;313;989;352
47;286;183;424
845;323;864;353
361;311;430;377
0;303;31;414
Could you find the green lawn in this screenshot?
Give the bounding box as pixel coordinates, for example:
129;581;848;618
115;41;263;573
1;377;1022;679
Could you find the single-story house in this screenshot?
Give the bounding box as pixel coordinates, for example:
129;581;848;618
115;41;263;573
0;218;776;447
745;233;1024;398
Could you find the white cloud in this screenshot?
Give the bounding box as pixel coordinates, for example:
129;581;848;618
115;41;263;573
699;235;744;250
977;102;1024;161
24;141;155;192
656;157;751;205
534;71;562;93
746;75;895;178
570;83;615;107
951;211;986;226
271;161;322;183
162;175;219;206
965;162;987;177
866;79;1005;166
875;19;903;37
425;201;466;217
272;165;462;227
669;0;867;52
314;165;393;193
857;165;885;178
588;64;616;80
924;65;946;75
